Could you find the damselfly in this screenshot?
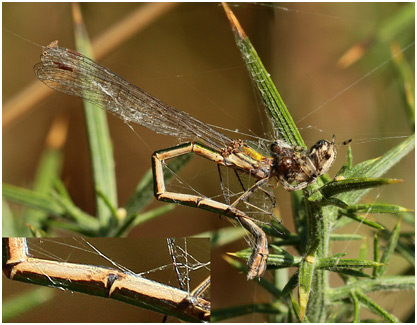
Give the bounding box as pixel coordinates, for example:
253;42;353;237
34;41;340;279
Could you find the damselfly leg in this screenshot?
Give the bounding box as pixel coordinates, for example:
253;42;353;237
3;238;210;322
153;143;269;279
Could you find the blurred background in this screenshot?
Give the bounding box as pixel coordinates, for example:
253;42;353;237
3;2;414;322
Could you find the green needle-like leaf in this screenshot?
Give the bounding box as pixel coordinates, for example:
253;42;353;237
281;273;299;298
3;183;64;216
2;199;22;237
320;177;403;197
391;40;415;130
129;204;176;228
328;275;415;301
234;247;301;268
375;220;402;277
330;234;364;241
347;203;412;214
330;268;374;278
290;293;310;322
222;254;283;298
298;254;315;320
339;134;414;203
24;144;63;231
336;146;354;177
50;192;100;233
72;4;117;233
318;258;383;269
340;211;385;230
350;291;361;323
377;3;415;43
355;290;400;322
373;234;381;277
222;2;304;148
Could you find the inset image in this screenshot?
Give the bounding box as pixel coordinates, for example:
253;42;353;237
3;237;210;322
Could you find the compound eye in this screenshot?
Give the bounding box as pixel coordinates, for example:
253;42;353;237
310;139;327;151
278;157;294;175
270;142;280;154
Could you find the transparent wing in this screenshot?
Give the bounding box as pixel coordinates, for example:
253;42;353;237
34;41;232;151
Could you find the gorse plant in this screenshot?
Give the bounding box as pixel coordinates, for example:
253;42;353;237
214;3;414;322
3;2;414;322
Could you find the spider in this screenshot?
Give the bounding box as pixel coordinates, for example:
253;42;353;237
270;135;345;191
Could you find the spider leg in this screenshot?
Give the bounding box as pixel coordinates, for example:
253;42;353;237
242;200;283;228
228;177;270;210
231;169;276;207
233;169;247;193
217;165;230;205
295;155;317;179
256;186;276;207
278;176;310;191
